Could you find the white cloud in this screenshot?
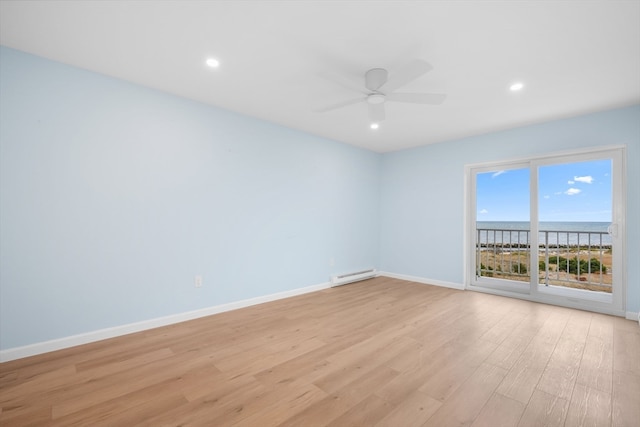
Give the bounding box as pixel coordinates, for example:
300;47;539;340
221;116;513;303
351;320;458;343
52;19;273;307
574;175;593;184
491;170;506;178
567;180;575;184
565;188;581;196
543;195;550;199
479;209;489;214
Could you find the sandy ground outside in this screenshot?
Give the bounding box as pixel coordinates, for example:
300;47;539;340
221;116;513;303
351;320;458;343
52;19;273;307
477;249;613;293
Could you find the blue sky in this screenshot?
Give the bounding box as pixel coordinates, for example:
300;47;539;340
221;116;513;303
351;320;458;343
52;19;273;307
476;159;612;222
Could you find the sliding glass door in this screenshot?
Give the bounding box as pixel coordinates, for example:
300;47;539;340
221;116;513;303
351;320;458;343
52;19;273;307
474;164;531;293
467;147;625;314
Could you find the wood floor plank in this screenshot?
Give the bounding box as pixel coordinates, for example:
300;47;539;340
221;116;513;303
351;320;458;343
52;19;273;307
48;379;189;427
178;366;253;403
0;365;76;406
1;277;637;426
213;336;327;376
74;347;175;376
470;393;526;427
253;333;370;387
137;375;269;426
418;338;498;402
516;389;569;427
612;369;640;427
478;308;528;345
588;312;615;340
324;394;393;427
0;404;51;427
562;310;592;343
47;346;222;419
613;328;640;376
230;380;327;427
613;316;640;335
536;338;585;400
383;336;433;373
374;389;441;427
313;336;413;395
494;339;556;405
486;341;529;372
422;362;508;427
374;339;462;406
484;312;545;371
278;365;399;427
564;383;611;427
576;334;613;394
495;313;568;404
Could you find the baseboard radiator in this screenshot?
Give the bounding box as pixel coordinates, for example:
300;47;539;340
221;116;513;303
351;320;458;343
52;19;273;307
331;269;377;287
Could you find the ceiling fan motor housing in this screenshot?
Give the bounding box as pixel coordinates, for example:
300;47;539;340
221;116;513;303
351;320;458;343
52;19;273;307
367;93;386;104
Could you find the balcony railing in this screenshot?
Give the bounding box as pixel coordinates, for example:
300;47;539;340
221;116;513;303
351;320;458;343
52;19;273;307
476;228;612;293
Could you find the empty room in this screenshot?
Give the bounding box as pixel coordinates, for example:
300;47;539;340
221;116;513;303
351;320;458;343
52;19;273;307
1;1;639;426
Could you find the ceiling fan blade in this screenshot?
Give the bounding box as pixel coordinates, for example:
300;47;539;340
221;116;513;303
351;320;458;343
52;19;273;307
316;97;365;113
381;60;433;93
368;103;385;122
317;71;368;95
365;68;388;91
386;92;447;105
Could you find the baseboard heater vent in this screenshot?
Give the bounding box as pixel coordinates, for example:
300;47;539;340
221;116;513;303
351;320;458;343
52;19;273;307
331;269;377;287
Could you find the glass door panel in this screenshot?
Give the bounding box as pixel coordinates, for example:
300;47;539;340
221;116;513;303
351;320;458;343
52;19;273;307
536;159;615;302
474;166;530;292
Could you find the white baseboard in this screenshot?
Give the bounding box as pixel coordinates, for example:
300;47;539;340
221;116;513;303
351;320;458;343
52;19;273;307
625;311;640;326
377;271;465;290
0;281;332;363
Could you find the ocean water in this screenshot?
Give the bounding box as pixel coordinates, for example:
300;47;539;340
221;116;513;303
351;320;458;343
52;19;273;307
476;221;612;246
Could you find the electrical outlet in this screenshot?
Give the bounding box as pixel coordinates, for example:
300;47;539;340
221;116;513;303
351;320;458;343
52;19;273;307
195;275;203;288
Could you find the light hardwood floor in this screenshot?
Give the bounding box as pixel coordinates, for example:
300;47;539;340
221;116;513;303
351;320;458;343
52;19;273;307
1;277;639;426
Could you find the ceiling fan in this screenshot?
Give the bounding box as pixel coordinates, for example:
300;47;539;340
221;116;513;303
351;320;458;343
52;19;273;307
317;60;446;123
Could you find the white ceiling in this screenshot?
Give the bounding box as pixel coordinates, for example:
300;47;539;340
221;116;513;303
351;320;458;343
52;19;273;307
1;1;639;153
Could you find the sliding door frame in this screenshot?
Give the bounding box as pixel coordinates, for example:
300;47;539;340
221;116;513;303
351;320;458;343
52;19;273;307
464;145;626;316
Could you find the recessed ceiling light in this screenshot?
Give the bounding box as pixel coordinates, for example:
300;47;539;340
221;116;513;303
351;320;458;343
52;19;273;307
370;123;379;130
206;58;220;68
510;82;524;91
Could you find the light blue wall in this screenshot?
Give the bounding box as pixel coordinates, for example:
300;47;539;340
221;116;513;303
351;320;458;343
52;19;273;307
0;47;381;350
1;46;638;353
379;105;640;313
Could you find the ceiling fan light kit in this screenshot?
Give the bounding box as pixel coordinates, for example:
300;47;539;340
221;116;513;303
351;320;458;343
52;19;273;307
319;59;447;124
367;93;386;105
